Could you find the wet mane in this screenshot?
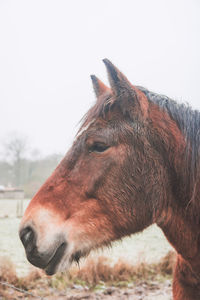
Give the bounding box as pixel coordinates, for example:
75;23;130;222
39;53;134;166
139;87;200;182
139;87;200;160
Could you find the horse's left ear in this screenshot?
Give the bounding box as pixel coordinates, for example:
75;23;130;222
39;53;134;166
103;59;148;118
90;75;111;99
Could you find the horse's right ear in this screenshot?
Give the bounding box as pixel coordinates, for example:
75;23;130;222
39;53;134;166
90;75;111;99
103;58;149;118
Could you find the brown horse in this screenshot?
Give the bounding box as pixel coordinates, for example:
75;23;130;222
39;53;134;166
19;59;200;300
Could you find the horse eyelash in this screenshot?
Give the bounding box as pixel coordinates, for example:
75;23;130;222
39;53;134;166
89;142;109;153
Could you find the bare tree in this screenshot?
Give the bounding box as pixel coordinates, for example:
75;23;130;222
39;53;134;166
4;133;28;187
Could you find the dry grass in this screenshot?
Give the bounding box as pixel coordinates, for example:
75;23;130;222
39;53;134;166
0;256;18;285
68;250;176;286
159;250;176;275
0;256;18;298
0;257;44;298
0;251;176;297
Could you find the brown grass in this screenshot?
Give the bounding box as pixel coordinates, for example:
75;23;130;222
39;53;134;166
68;250;176;286
159;250;176;275
0;257;44;298
0;256;18;284
0;251;176;297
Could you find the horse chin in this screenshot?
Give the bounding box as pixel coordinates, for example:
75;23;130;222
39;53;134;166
43;242;67;275
44;248;88;275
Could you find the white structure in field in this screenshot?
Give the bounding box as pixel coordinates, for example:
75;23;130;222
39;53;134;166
0;186;24;199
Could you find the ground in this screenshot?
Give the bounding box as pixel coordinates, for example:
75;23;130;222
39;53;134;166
1;280;172;300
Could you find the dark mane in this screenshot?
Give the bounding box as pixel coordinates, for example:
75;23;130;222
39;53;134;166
139;87;200;182
139;87;200;153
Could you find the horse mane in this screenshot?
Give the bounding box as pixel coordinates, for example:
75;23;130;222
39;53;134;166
139;87;200;180
139;87;200;158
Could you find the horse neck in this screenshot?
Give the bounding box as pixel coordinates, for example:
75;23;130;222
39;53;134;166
151;102;200;269
150;99;200;208
156;150;200;275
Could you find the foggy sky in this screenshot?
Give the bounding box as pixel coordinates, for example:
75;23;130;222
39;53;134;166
0;0;200;155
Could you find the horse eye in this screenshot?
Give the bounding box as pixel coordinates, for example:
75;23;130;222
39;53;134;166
89;143;109;153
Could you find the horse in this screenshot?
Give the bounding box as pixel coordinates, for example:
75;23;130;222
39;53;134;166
19;59;200;300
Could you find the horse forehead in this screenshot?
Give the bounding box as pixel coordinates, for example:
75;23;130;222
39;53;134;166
76;118;112;142
76;119;96;139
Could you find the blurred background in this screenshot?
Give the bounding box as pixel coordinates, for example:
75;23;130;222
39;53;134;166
0;0;199;298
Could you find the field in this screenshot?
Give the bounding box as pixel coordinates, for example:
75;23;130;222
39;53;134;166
0;199;174;299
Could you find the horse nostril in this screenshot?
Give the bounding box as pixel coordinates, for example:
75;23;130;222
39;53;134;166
20;226;35;250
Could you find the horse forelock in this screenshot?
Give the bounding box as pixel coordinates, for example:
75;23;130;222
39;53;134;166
79;93;113;132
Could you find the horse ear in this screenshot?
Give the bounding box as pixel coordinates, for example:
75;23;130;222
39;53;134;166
103;58;148;117
90;75;110;98
102;59;132;96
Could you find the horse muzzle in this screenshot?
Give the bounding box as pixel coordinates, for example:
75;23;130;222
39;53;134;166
19;220;68;275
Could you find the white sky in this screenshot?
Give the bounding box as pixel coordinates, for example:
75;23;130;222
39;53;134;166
0;0;199;156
